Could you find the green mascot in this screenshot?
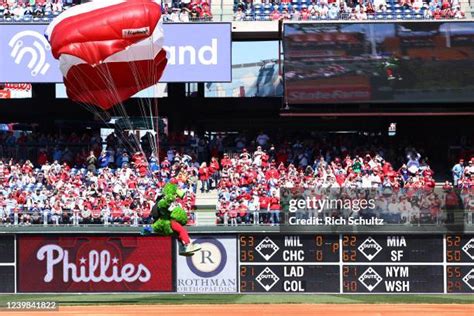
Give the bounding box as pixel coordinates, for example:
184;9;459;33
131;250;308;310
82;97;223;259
142;181;201;256
383;55;402;81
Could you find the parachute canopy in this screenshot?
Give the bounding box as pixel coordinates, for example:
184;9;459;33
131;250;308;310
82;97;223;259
46;0;167;110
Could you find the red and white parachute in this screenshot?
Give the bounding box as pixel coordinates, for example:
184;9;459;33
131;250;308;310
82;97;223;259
46;0;167;110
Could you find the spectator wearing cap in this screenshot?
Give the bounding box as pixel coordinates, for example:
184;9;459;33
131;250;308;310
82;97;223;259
98;151;110;169
406;149;421;169
464;158;474;178
169;7;180;21
179;7;190;22
452;159;464;186
233;6;245;20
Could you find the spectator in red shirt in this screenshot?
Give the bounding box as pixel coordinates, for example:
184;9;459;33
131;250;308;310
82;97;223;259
209;157;220;189
199;162;210;193
269;191;280;225
259;194;271;224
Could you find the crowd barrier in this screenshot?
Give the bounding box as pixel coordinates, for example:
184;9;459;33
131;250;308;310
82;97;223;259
0;232;473;294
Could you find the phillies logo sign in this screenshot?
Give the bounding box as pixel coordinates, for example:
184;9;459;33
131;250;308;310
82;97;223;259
37;244;151;283
18;236;173;293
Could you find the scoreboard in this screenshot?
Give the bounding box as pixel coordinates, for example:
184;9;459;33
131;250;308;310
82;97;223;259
0;236;15;293
239;234;474;293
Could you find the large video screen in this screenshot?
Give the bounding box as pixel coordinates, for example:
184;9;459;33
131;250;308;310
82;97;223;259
284;22;474;104
205;41;283;97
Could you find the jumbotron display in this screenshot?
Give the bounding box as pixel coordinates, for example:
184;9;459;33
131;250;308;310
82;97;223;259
239;234;474;293
283;22;474;104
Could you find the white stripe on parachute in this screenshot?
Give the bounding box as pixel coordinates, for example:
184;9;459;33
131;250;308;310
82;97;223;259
45;0;126;39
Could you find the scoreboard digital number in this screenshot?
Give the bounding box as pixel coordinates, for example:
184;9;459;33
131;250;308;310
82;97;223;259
446;235;474;293
446;235;474;263
238;234;474;294
341;235;443;262
240;265;339;293
342;265;444;293
240;234;339;263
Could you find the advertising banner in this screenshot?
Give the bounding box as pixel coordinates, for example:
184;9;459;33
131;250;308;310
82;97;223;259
18;235;173;292
285;83;371;104
0;83;32;99
176;236;237;293
0;23;231;83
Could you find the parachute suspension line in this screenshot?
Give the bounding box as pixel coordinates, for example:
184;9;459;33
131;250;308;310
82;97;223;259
93;44;159;182
152;98;159;161
49;0;167;180
67;60;145;160
66;67;139;157
121;26;162;164
122;38;156;160
90;62;141;155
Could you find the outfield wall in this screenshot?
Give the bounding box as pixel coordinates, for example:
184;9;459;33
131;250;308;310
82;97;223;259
1;233;473;295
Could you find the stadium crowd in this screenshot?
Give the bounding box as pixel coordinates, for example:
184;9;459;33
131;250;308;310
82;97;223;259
211;132;451;226
451;158;474;223
0;0;67;21
161;0;213;21
0;130;199;226
1;129;473;226
0;0;213;22
0;0;465;22
234;0;466;20
452;158;474;188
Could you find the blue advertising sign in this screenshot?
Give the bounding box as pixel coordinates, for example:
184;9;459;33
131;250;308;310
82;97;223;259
0;23;231;83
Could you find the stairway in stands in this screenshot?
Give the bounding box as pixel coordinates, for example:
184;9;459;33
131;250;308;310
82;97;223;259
194;185;218;226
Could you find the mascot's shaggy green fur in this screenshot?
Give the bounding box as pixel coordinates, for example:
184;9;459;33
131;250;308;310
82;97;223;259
151;183;188;235
143;182;201;256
